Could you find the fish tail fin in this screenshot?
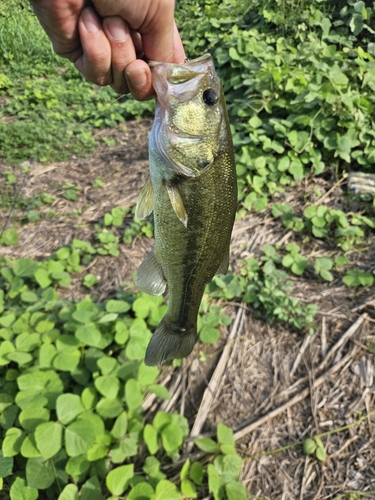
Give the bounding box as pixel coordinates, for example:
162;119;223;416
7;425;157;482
145;317;197;366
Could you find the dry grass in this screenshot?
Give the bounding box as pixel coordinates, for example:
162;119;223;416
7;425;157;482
1;119;375;499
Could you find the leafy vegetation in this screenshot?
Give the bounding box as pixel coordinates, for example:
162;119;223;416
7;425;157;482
0;254;249;499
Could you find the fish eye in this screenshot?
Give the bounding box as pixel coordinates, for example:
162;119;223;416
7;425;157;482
202;89;218;106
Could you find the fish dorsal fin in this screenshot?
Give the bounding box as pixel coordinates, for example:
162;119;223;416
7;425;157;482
135;248;166;296
216;247;230;275
135;179;154;220
166;183;188;228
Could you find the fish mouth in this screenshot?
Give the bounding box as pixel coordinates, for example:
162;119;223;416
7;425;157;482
151;54;215;108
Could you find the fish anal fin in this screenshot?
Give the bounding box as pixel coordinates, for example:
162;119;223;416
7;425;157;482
135;179;154;220
145;317;197;366
166;183;188;228
216;247;230;275
135;249;166;296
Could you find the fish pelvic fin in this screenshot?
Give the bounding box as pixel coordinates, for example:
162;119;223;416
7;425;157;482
136;248;166;296
166;183;188;228
145;317;197;366
136;179;154;219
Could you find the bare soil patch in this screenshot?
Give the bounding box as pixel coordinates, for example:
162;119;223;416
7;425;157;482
1;119;375;499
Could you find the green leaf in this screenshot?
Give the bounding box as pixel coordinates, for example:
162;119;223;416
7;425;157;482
34;268;52;288
194;437;218;453
152;480;181;500
96;397;123;419
315;445;326;462
152;412;171;431
0;340;15;365
106;299;131;313
7;351;33;366
161;423;183;453
320;269;334;282
303;438;316;455
81;387;98;410
26;456;55;489
127;482;154;500
53;350;80;372
19;407;50;432
0;454;13;478
225;481;247;500
9;476;38;500
35;421;62;459
20;434;40;458
207;464;223;500
1;229;19;246
38;343;56;367
0;404;18;431
0;313;15;328
72;310;96;324
180;458;190;481
94;375;120;399
65;454;90;479
81;476;102;500
143;424;159;455
217;423;235;446
114;320;129;344
120;434;138;458
13;259;39;278
181;479;197;498
125;379;143;410
221;454;242;482
111;412;128;439
56;393;85;425
65;420;95;456
21;291;38;303
138;362;159;385
200;325;220;344
189;462;204;485
75;324;102;347
57;484;79;500
148;385;170;400
106;464;134;496
97;356;118;374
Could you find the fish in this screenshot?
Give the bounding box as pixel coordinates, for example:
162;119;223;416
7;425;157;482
135;53;237;366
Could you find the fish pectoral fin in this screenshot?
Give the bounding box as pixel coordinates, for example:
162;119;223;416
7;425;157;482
166;183;188;228
135;249;166;296
216;248;230;275
135;179;154;219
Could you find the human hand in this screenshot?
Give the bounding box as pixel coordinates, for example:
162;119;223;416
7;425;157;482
30;0;185;100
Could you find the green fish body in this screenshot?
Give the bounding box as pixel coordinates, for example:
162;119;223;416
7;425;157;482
136;54;237;366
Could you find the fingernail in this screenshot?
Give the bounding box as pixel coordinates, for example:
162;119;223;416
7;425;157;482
106;17;127;41
127;69;147;88
82;8;99;33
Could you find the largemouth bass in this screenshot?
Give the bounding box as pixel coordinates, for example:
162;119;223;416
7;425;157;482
135;54;237;366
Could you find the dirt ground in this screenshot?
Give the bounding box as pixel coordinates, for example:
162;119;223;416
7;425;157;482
1;118;375;499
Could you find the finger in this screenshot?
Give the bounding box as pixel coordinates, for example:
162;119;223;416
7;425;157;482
139;0;176;63
102;16;137;95
30;0;85;60
92;0;178;63
130;31;144;60
75;7;112;86
125;60;155;101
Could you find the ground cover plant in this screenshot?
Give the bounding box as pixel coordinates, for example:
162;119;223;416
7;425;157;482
1;0;375;498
